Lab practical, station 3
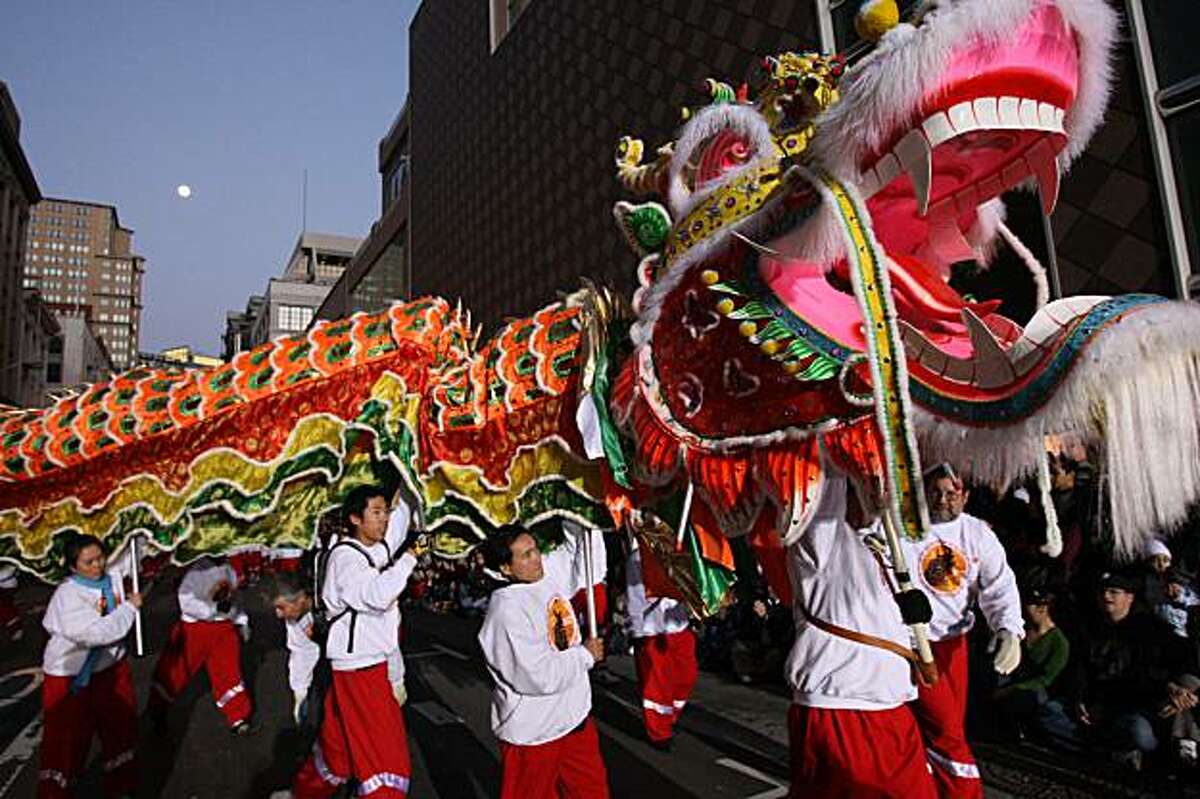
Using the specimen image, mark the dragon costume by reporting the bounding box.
[4,1,1200,622]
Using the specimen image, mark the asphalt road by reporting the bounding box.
[0,573,1187,798]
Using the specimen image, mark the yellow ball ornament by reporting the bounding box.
[854,0,900,43]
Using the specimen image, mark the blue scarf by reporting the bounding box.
[69,573,117,694]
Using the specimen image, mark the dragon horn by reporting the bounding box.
[615,136,673,197]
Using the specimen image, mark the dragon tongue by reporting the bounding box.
[916,210,976,274]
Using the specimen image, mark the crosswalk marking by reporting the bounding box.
[716,757,787,799]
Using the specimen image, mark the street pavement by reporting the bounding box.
[0,573,1186,798]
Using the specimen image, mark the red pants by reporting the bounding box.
[912,635,982,799]
[293,663,411,798]
[634,628,698,741]
[150,620,251,727]
[38,660,137,798]
[788,703,936,799]
[499,717,609,799]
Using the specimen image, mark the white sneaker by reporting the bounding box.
[268,791,294,799]
[1178,738,1198,764]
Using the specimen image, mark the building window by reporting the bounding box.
[277,304,314,332]
[489,0,532,51]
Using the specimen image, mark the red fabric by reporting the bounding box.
[788,703,936,799]
[747,509,793,606]
[634,629,698,742]
[150,620,251,726]
[229,550,265,583]
[498,717,609,799]
[38,661,137,799]
[570,584,608,636]
[269,555,304,573]
[292,663,411,798]
[912,635,982,799]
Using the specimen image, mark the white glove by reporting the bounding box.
[292,692,305,726]
[391,680,407,708]
[989,629,1021,675]
[238,621,251,643]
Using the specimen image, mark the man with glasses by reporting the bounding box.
[904,464,1023,799]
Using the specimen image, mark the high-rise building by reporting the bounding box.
[44,314,113,392]
[24,198,146,370]
[222,232,359,358]
[0,81,42,406]
[222,295,264,361]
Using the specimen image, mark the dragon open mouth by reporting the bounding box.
[862,1,1078,269]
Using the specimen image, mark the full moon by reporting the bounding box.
[176,184,192,199]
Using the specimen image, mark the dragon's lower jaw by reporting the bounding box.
[913,298,1200,558]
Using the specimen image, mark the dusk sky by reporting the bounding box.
[1,0,420,355]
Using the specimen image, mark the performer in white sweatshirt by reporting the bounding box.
[903,463,1023,799]
[478,523,609,799]
[625,537,696,747]
[149,555,254,733]
[38,534,142,799]
[287,485,419,799]
[786,470,936,799]
[270,572,320,726]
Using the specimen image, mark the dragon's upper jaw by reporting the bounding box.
[807,0,1115,271]
[862,1,1077,263]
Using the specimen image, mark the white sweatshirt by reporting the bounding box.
[322,503,417,672]
[286,612,320,696]
[625,545,690,638]
[178,560,249,627]
[786,473,917,710]
[478,528,606,746]
[901,513,1024,642]
[42,572,137,677]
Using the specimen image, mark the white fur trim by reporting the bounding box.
[811,0,1117,184]
[914,300,1200,557]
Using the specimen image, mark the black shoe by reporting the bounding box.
[231,720,258,737]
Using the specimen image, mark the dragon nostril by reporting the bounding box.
[803,77,820,94]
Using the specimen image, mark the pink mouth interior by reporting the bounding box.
[762,2,1082,363]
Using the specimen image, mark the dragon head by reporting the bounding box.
[613,0,1200,555]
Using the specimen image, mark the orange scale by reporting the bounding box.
[309,317,357,377]
[351,310,397,362]
[17,416,55,477]
[197,362,241,418]
[131,372,186,436]
[529,306,581,396]
[232,344,278,403]
[271,334,317,387]
[167,374,205,428]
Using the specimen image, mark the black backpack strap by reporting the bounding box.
[319,538,381,655]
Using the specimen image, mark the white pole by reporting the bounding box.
[879,507,933,665]
[581,526,598,640]
[129,535,144,657]
[675,479,695,553]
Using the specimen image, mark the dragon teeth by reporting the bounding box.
[859,95,1067,212]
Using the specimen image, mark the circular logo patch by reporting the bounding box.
[546,596,577,651]
[920,541,969,595]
